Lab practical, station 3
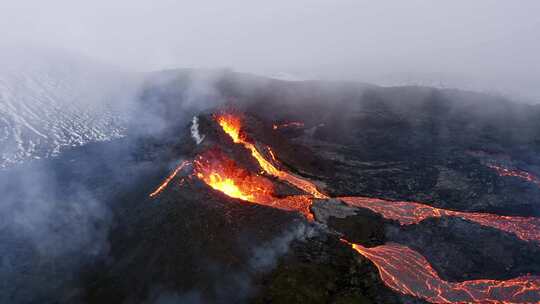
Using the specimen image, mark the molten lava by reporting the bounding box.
[339,197,540,243]
[193,149,315,219]
[152,111,540,303]
[342,239,540,303]
[149,160,191,197]
[269,195,315,221]
[272,121,305,130]
[215,113,327,199]
[488,164,540,188]
[193,150,274,204]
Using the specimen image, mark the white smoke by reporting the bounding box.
[190,115,205,145]
[249,222,317,271]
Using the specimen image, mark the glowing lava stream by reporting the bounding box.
[339,197,540,243]
[149,160,191,197]
[488,164,540,188]
[341,239,540,304]
[216,113,327,199]
[193,150,274,204]
[150,113,540,303]
[193,150,315,220]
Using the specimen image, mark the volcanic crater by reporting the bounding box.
[75,71,540,303]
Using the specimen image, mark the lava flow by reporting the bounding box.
[488,164,540,188]
[342,239,540,303]
[149,160,191,197]
[215,113,327,199]
[151,112,540,303]
[193,149,314,219]
[193,150,274,203]
[339,197,540,243]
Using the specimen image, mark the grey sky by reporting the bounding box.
[1,0,539,100]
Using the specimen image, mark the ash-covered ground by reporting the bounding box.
[2,70,540,303]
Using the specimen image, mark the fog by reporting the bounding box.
[1,0,539,101]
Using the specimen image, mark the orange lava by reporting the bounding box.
[149,160,191,197]
[343,240,540,303]
[193,150,315,219]
[269,195,314,221]
[339,197,540,243]
[272,121,304,130]
[193,150,274,204]
[488,164,540,187]
[152,112,540,303]
[216,113,327,199]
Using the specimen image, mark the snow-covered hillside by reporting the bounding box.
[0,48,138,168]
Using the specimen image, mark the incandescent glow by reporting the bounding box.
[204,173,254,201]
[149,160,191,197]
[339,197,540,243]
[155,112,540,303]
[216,113,243,143]
[215,113,327,199]
[342,239,540,303]
[193,150,273,203]
[193,150,315,219]
[488,164,540,188]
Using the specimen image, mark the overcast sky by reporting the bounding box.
[1,0,539,100]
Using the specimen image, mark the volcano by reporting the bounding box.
[4,70,540,304]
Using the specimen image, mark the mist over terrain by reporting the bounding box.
[1,1,539,101]
[1,1,540,304]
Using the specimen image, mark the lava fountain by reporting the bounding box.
[193,149,274,203]
[342,239,540,303]
[215,113,327,199]
[193,149,314,219]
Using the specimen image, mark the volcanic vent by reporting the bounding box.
[144,108,540,303]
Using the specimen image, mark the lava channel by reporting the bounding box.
[193,149,314,219]
[488,164,540,188]
[339,197,540,243]
[215,113,327,199]
[342,239,540,303]
[149,160,191,197]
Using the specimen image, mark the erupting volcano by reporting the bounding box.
[146,109,540,303]
[193,149,315,219]
[215,113,327,199]
[193,149,274,203]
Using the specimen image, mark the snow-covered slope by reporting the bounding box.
[0,48,137,168]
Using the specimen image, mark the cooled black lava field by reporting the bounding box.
[2,70,540,304]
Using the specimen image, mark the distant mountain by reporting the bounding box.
[0,47,138,168]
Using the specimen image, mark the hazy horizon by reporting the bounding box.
[2,1,539,101]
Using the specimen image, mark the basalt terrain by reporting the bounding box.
[2,70,540,303]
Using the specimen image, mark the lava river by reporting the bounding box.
[150,112,540,303]
[339,197,540,243]
[488,164,540,188]
[212,112,540,303]
[341,239,540,303]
